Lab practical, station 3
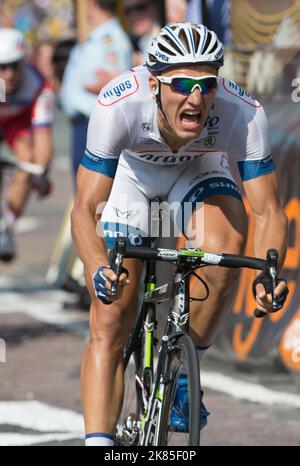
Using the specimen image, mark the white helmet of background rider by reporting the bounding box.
[146,23,224,73]
[0,28,25,64]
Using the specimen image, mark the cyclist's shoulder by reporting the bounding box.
[216,77,262,113]
[98,65,151,109]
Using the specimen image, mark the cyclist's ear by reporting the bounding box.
[149,75,159,95]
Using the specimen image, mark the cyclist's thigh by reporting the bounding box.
[168,152,247,248]
[100,156,153,250]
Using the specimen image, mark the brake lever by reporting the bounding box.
[109,238,127,297]
[254,249,280,319]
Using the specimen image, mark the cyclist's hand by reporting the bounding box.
[253,275,289,316]
[92,265,130,304]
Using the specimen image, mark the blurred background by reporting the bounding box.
[0,0,300,446]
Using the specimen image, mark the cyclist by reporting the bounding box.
[71,23,289,446]
[0,28,54,261]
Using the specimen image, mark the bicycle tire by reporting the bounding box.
[156,334,201,446]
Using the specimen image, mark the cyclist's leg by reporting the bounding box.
[169,152,248,347]
[81,154,153,439]
[82,258,143,436]
[188,194,247,346]
[168,153,247,430]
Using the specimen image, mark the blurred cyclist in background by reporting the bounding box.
[0,28,54,262]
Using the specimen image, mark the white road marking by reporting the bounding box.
[202,370,300,408]
[0,400,84,432]
[0,432,82,447]
[0,288,88,326]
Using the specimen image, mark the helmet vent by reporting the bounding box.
[158,42,176,56]
[161,35,184,56]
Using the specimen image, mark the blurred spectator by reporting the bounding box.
[32,40,56,86]
[166,0,189,23]
[124,0,160,64]
[52,38,76,94]
[204,0,231,45]
[60,0,133,181]
[184,0,232,45]
[186,0,202,23]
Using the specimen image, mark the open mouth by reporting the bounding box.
[180,110,201,131]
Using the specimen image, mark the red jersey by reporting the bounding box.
[0,64,54,148]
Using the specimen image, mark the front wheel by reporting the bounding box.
[156,334,201,446]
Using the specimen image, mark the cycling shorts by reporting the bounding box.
[100,151,243,249]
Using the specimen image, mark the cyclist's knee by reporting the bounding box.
[89,301,133,351]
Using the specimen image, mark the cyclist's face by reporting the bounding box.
[0,61,22,95]
[150,65,218,147]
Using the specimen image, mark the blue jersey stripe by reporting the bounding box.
[238,155,275,182]
[81,149,118,178]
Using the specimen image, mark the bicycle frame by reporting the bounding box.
[123,255,195,446]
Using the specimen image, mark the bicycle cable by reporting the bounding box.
[178,264,211,302]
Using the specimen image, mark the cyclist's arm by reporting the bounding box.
[71,165,114,277]
[31,84,55,167]
[243,171,288,270]
[72,79,130,277]
[32,127,53,166]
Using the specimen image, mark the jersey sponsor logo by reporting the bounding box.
[203,135,216,148]
[99,75,139,106]
[220,153,230,171]
[202,115,220,147]
[155,51,169,62]
[139,138,160,145]
[104,229,144,247]
[111,206,136,219]
[85,151,101,163]
[142,123,151,131]
[189,170,227,185]
[261,154,273,165]
[209,180,240,193]
[207,115,220,130]
[185,178,240,204]
[137,153,201,164]
[223,79,261,108]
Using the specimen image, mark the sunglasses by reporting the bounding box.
[125,2,149,15]
[157,75,219,95]
[0,61,21,72]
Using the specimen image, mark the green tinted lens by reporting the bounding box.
[172,78,194,94]
[172,77,217,95]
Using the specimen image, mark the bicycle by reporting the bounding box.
[109,237,282,446]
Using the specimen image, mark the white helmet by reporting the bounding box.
[147,23,224,73]
[0,28,25,64]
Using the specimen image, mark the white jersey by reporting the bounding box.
[82,65,275,182]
